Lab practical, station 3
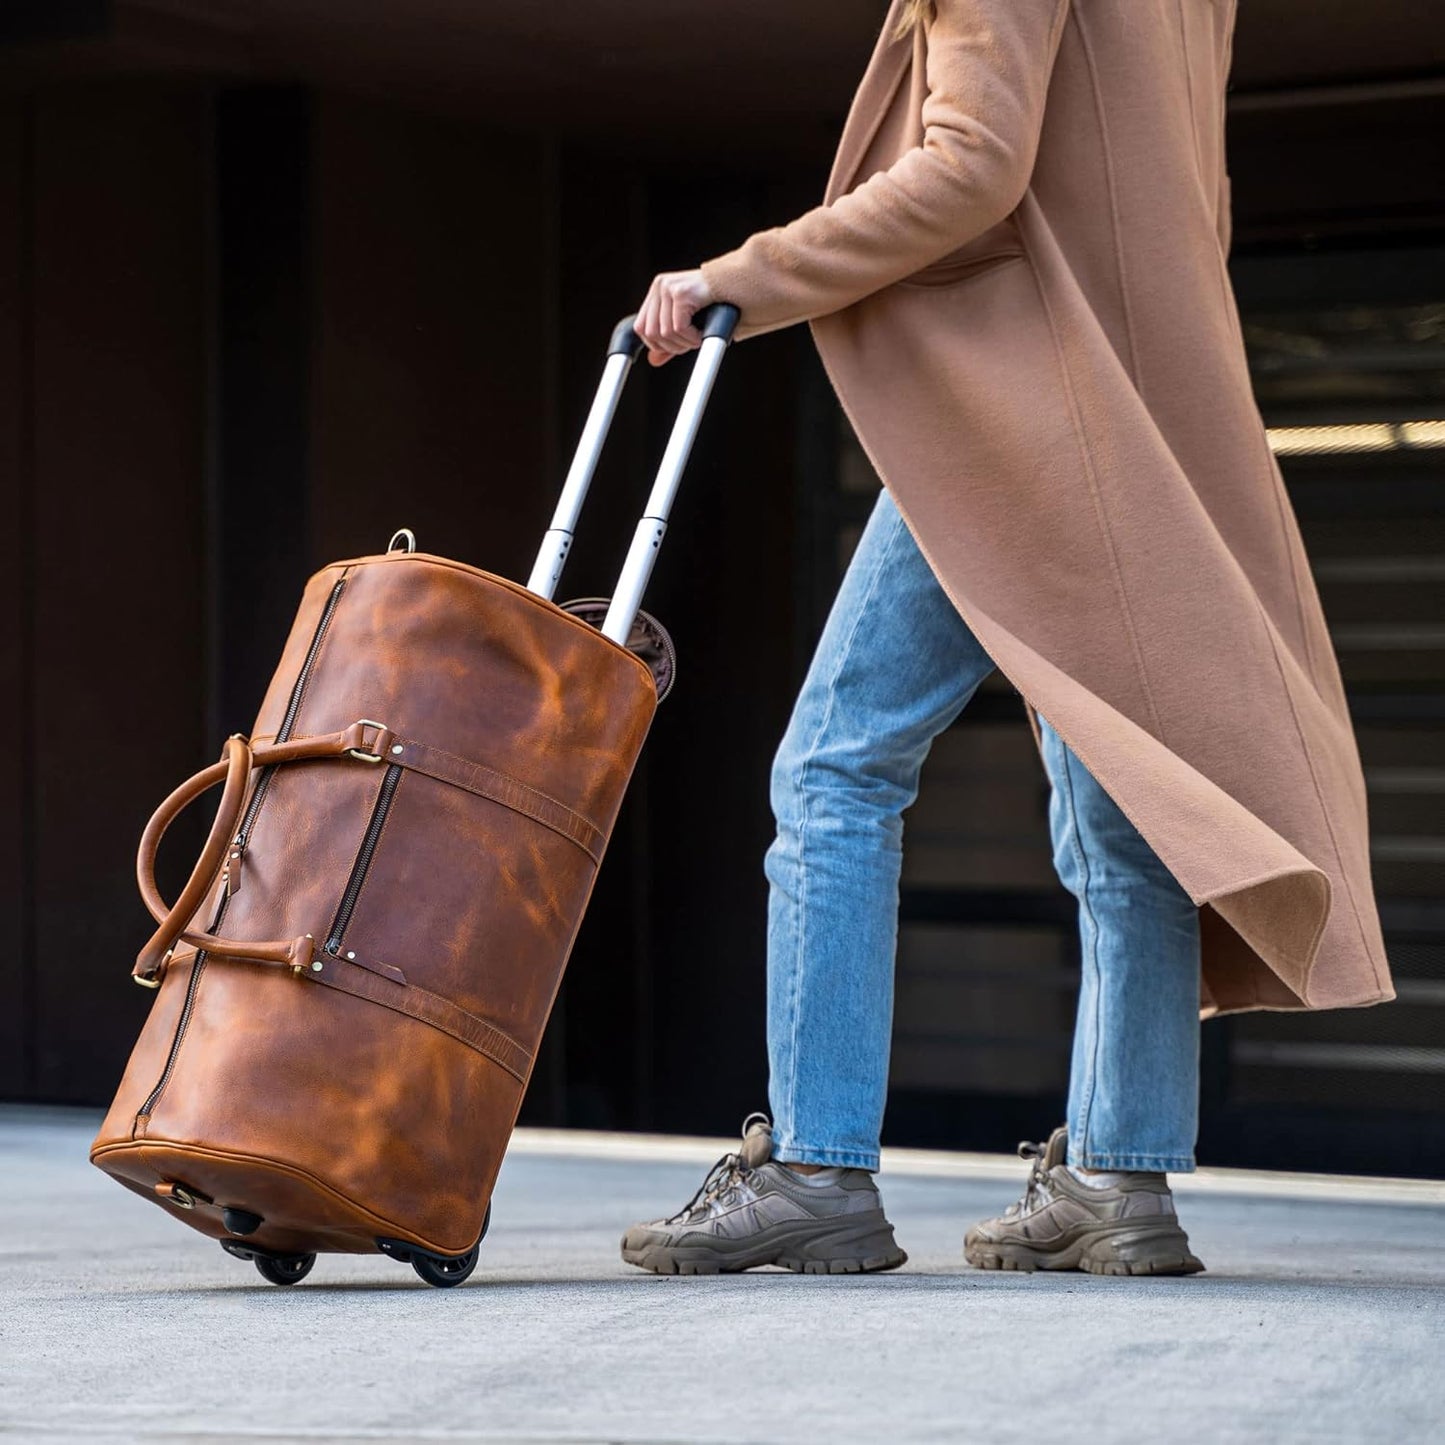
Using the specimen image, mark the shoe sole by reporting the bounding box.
[964,1224,1205,1278]
[622,1213,908,1276]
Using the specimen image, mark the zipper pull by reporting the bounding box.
[223,836,247,898]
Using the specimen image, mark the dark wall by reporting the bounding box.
[308,96,554,573]
[537,157,823,1133]
[0,85,567,1103]
[3,87,210,1102]
[0,100,26,1094]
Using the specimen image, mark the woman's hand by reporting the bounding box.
[633,269,715,367]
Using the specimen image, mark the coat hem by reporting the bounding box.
[1250,588,1390,1001]
[807,307,1351,1023]
[1201,986,1395,1022]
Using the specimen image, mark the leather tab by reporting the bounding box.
[386,736,606,862]
[303,954,531,1082]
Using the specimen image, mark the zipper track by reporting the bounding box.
[136,577,349,1124]
[324,763,402,956]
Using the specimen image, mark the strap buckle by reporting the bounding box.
[348,719,392,764]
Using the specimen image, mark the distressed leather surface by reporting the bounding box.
[92,551,657,1257]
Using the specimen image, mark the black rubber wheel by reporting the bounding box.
[411,1244,478,1288]
[253,1252,316,1286]
[478,1200,492,1244]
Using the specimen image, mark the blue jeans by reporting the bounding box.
[765,487,1201,1174]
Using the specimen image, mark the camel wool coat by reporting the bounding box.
[698,0,1394,1017]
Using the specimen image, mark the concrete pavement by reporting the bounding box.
[2,1107,1442,1444]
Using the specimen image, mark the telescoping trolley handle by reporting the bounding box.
[525,302,741,644]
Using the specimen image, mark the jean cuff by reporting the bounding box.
[1069,1148,1196,1174]
[772,1140,879,1172]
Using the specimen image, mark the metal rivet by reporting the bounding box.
[311,961,323,972]
[391,744,404,755]
[346,951,356,960]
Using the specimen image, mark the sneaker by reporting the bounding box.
[963,1126,1205,1277]
[620,1113,908,1275]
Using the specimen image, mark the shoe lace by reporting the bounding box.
[664,1113,772,1225]
[1005,1139,1054,1219]
[666,1150,753,1224]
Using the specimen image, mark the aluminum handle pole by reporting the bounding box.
[526,351,634,599]
[601,334,728,643]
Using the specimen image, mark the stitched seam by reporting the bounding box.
[1074,15,1144,395]
[1020,229,1167,746]
[772,1144,880,1169]
[1074,1153,1195,1171]
[1261,448,1322,686]
[100,1138,476,1253]
[406,753,602,861]
[1174,0,1206,179]
[413,738,601,834]
[316,969,530,1081]
[1193,6,1313,688]
[360,553,657,692]
[405,980,531,1075]
[1251,591,1382,997]
[782,502,903,1146]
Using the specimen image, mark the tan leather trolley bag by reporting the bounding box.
[90,306,738,1287]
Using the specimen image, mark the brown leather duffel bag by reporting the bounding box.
[90,306,736,1287]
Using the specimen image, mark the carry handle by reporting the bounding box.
[526,303,740,626]
[131,724,395,986]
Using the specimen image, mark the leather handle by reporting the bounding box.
[131,725,390,986]
[133,736,311,985]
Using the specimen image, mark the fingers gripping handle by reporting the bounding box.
[526,303,740,609]
[608,303,739,359]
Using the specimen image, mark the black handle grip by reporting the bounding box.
[608,302,741,358]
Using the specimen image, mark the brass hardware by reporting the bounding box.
[348,718,391,764]
[294,936,317,977]
[134,947,172,989]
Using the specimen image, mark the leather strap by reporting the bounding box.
[384,736,606,862]
[304,952,532,1083]
[163,944,533,1082]
[248,725,607,860]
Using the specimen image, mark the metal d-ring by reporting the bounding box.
[348,719,391,764]
[387,528,417,554]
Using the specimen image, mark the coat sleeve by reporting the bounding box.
[700,0,1069,341]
